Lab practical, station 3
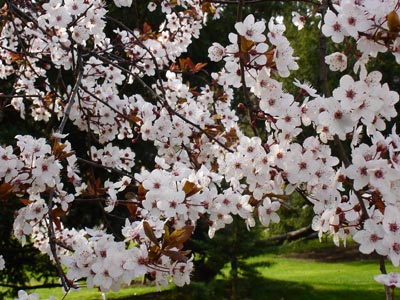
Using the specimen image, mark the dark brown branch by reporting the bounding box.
[380,257,391,300]
[257,226,316,246]
[46,191,70,293]
[204,0,319,4]
[319,1,369,221]
[58,49,83,135]
[236,0,259,137]
[45,49,84,294]
[76,157,136,179]
[0,283,61,290]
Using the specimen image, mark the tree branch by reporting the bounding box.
[205,0,320,5]
[76,157,136,179]
[380,257,391,300]
[0,283,61,290]
[319,0,369,222]
[236,0,259,137]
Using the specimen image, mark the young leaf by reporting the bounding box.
[182,181,202,197]
[165,225,194,250]
[143,221,159,246]
[161,249,188,262]
[0,182,13,201]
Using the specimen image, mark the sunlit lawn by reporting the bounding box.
[243,254,390,300]
[1,281,172,300]
[211,238,397,300]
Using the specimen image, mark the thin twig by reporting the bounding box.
[236,0,259,137]
[45,49,84,294]
[380,257,391,300]
[205,0,319,4]
[76,157,135,179]
[58,49,83,135]
[319,0,369,221]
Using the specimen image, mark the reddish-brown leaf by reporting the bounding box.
[143,221,159,245]
[165,225,194,250]
[143,22,152,34]
[0,182,13,201]
[182,181,202,197]
[161,249,188,262]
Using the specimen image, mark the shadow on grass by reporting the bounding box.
[116,274,384,300]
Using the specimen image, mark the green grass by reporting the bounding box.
[1,282,172,300]
[244,255,388,300]
[208,238,395,300]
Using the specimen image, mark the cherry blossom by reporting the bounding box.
[291,12,305,30]
[208,42,226,62]
[14,290,39,300]
[322,10,348,43]
[235,14,266,42]
[0,255,4,270]
[258,198,280,227]
[375,272,400,288]
[325,52,347,72]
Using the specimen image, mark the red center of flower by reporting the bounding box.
[389,223,399,233]
[333,22,341,32]
[346,89,356,99]
[334,111,343,120]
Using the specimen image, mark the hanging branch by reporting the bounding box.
[45,48,84,294]
[236,0,259,137]
[318,0,369,222]
[76,157,136,180]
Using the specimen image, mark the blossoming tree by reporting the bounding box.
[1,0,400,299]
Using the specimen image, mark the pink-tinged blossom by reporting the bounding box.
[64,0,88,16]
[353,219,386,255]
[208,212,233,238]
[258,198,280,227]
[157,189,187,219]
[31,156,62,190]
[47,6,72,28]
[208,43,225,62]
[291,12,305,30]
[0,255,4,270]
[337,3,372,39]
[333,74,366,111]
[345,155,370,191]
[383,207,400,236]
[267,17,286,45]
[14,290,39,300]
[114,0,132,8]
[325,52,347,72]
[317,97,355,140]
[170,258,194,287]
[235,14,266,42]
[293,79,318,98]
[123,245,149,278]
[273,39,299,78]
[367,160,399,195]
[253,67,281,99]
[148,2,157,12]
[375,272,400,288]
[384,235,400,267]
[322,10,348,43]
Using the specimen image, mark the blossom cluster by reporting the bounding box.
[322,1,400,66]
[1,0,400,296]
